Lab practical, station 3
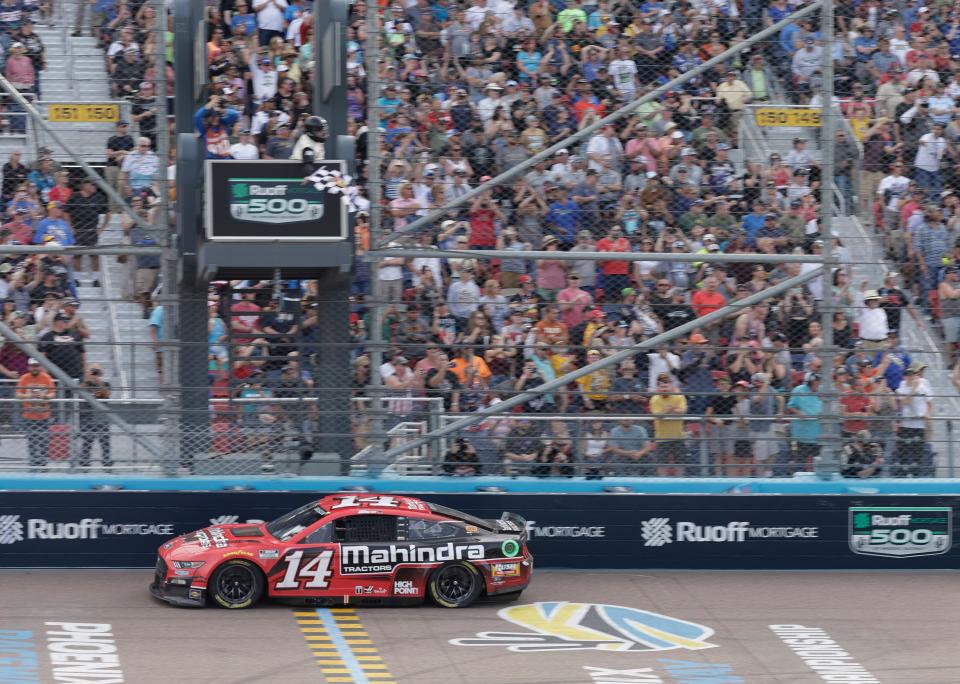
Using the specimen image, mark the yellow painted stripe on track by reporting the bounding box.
[293,607,395,684]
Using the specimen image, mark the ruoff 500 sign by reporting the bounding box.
[849,507,952,558]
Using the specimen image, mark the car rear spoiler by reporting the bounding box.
[497,512,528,544]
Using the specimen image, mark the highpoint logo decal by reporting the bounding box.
[450,602,716,653]
[640,518,818,546]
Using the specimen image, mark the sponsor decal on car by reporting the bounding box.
[209,516,265,526]
[491,562,521,578]
[45,622,125,683]
[195,530,211,550]
[639,518,818,546]
[258,549,279,560]
[208,527,229,549]
[770,624,879,683]
[393,580,420,596]
[525,520,606,538]
[849,507,952,558]
[354,585,387,596]
[451,602,716,653]
[222,550,254,559]
[0,516,174,545]
[340,543,485,574]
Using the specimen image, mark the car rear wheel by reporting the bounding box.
[210,560,264,609]
[428,561,483,608]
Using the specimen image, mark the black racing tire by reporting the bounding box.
[428,561,483,608]
[210,559,264,609]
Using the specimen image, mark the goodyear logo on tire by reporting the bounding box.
[449,602,716,653]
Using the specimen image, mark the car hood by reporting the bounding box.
[163,523,271,556]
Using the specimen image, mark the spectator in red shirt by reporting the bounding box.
[468,184,505,249]
[230,293,261,344]
[840,373,873,441]
[556,273,593,329]
[595,226,631,300]
[691,276,727,318]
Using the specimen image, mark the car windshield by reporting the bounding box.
[266,502,328,541]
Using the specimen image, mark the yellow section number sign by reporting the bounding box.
[753,107,821,127]
[47,103,120,123]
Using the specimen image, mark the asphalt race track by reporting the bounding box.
[1,569,957,684]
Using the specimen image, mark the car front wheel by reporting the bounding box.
[428,561,483,608]
[210,560,264,609]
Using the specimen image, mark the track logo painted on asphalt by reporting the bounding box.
[449,602,716,653]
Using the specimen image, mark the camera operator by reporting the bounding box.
[194,95,240,160]
[78,365,112,471]
[443,436,480,476]
[531,438,573,479]
[841,429,883,479]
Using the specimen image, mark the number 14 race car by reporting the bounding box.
[150,494,532,609]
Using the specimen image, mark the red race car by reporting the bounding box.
[150,494,532,609]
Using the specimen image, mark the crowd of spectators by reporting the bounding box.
[339,0,952,479]
[2,0,953,475]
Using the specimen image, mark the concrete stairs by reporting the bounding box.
[0,25,120,161]
[74,218,160,402]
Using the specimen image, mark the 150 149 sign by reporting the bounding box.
[753,107,821,127]
[849,507,952,558]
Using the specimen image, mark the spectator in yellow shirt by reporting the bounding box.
[649,373,688,476]
[576,349,611,410]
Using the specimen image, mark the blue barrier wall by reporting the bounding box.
[0,489,957,569]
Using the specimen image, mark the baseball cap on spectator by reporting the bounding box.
[542,235,560,247]
[588,309,605,319]
[518,275,532,284]
[905,361,928,375]
[680,148,695,156]
[27,358,40,365]
[689,333,708,344]
[555,149,569,156]
[54,313,70,322]
[485,83,503,91]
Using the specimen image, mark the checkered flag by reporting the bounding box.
[307,168,361,213]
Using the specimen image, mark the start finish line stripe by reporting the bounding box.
[294,607,395,684]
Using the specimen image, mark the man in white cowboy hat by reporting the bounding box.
[857,289,889,350]
[477,82,504,122]
[894,360,932,477]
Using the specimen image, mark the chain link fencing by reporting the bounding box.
[3,1,959,479]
